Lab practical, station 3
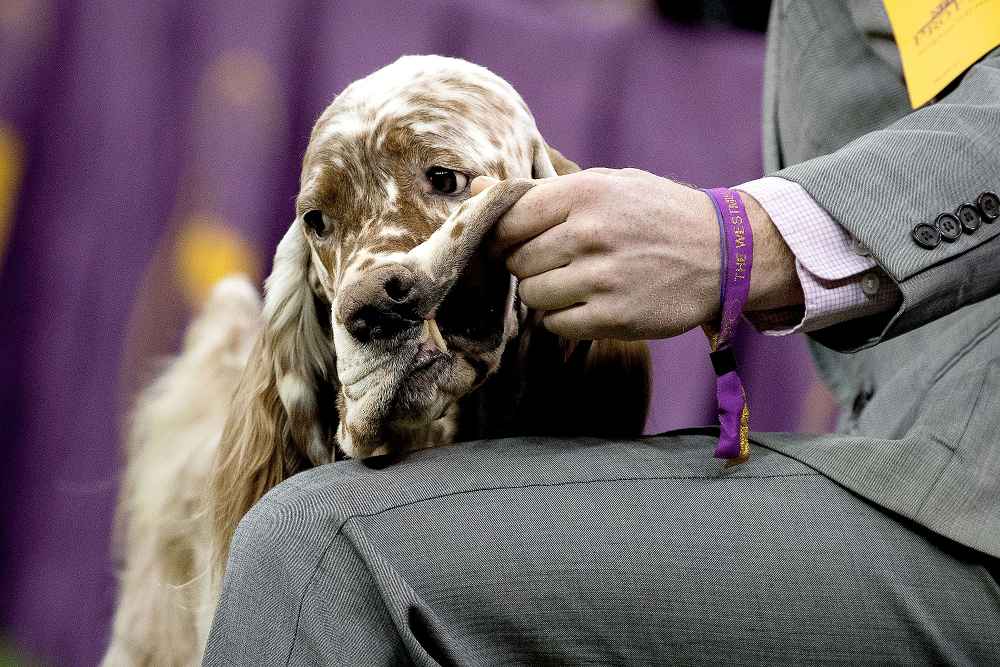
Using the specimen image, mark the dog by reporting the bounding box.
[103,55,650,665]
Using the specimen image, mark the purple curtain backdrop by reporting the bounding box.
[0,1,836,663]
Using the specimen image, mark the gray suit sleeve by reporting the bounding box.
[776,45,1000,352]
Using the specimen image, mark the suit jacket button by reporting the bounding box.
[912,222,941,249]
[977,191,999,221]
[934,212,962,241]
[861,272,880,296]
[956,203,982,233]
[850,237,871,256]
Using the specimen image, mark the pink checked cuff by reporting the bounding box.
[734,177,901,335]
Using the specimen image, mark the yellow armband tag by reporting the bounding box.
[884,0,1000,108]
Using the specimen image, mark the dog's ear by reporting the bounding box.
[520,142,651,436]
[508,312,651,438]
[531,139,581,178]
[209,222,338,579]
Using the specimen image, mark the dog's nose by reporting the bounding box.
[338,264,422,341]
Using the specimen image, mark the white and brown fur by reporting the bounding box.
[103,55,650,666]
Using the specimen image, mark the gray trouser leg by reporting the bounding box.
[205,434,1000,666]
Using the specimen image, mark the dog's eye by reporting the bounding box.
[425,167,468,195]
[303,209,331,237]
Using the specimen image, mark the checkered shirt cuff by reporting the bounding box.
[734,177,900,335]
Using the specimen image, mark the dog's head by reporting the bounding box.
[300,56,570,460]
[211,56,649,573]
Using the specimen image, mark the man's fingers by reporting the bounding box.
[539,303,615,340]
[505,225,574,278]
[471,174,560,197]
[470,176,498,196]
[517,267,589,312]
[491,180,573,255]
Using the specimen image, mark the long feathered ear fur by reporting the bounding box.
[209,222,338,580]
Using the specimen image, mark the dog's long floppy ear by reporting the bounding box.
[531,138,581,178]
[209,222,338,579]
[515,140,651,436]
[508,312,652,438]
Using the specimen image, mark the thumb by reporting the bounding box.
[470,175,499,196]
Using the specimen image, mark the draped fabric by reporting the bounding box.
[0,1,833,662]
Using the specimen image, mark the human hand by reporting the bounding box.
[473,168,802,340]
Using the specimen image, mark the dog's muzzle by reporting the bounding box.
[337,263,432,342]
[332,179,535,457]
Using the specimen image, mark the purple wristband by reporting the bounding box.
[701,188,753,462]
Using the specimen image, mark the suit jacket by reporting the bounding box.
[756,0,1000,557]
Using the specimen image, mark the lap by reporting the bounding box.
[205,433,1000,666]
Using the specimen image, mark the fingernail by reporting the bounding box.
[471,176,499,195]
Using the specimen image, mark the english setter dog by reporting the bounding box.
[103,55,650,666]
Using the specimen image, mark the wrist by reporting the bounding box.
[738,191,803,312]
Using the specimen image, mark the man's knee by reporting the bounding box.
[226,468,350,577]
